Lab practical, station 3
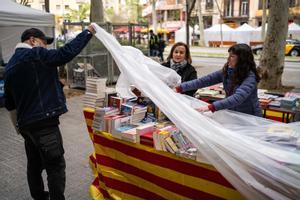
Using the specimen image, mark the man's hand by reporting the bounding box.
[87,24,96,34]
[9,110,20,134]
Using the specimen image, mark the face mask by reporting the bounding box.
[33,39,41,47]
[32,38,46,48]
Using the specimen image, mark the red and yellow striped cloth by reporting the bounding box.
[83,108,245,200]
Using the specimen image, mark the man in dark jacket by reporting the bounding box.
[4,25,95,200]
[149,29,159,57]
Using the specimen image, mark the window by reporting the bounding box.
[206,0,213,9]
[167,10,180,21]
[56,5,61,11]
[224,0,234,17]
[176,0,183,4]
[157,11,164,22]
[240,0,249,16]
[65,5,70,10]
[258,0,270,9]
[289,0,300,7]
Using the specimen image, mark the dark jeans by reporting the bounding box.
[150,49,159,57]
[158,50,164,62]
[21,125,66,200]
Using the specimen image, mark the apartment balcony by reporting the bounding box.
[256,7,300,18]
[223,15,249,21]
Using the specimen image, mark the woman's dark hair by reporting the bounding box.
[223,43,260,85]
[166,42,192,64]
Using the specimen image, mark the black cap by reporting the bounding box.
[21,28,54,44]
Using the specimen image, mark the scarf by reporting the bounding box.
[15,43,32,49]
[170,59,187,72]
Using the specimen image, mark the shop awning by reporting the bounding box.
[140,27,179,33]
[113,26,142,33]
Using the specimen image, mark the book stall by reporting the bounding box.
[82,24,300,200]
[195,83,300,123]
[82,76,243,199]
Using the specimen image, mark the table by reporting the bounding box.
[83,108,244,200]
[198,95,297,123]
[262,105,296,123]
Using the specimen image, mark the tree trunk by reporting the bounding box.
[196,0,205,46]
[19,0,29,6]
[152,0,157,34]
[258,0,289,90]
[261,0,267,41]
[90,0,104,23]
[214,0,223,46]
[45,0,50,13]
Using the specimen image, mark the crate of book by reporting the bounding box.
[83,107,244,200]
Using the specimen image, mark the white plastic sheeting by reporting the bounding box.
[92,23,300,200]
[0,0,54,63]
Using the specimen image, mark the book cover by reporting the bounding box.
[109,96,123,109]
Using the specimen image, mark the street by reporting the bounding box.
[192,56,300,88]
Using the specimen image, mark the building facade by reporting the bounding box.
[19,0,89,16]
[142,0,185,32]
[143,0,300,30]
[222,0,300,27]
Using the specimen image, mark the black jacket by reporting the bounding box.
[4,29,93,128]
[162,61,197,96]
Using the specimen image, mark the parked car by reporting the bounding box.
[252,39,300,57]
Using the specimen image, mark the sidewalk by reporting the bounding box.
[0,96,93,200]
[164,45,300,62]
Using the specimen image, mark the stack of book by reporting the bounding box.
[258,93,279,107]
[268,99,281,108]
[92,107,119,132]
[121,102,147,124]
[83,78,106,108]
[280,96,298,109]
[110,115,131,138]
[132,105,148,124]
[121,128,139,143]
[112,125,137,140]
[140,132,154,147]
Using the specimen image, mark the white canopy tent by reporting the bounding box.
[0,0,55,63]
[204,24,235,46]
[232,23,256,45]
[288,22,300,40]
[174,26,193,45]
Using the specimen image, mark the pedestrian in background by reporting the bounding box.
[149,29,159,57]
[157,33,166,62]
[4,24,95,200]
[162,42,197,97]
[176,43,262,117]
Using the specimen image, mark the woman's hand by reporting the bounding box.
[173,85,182,93]
[195,106,210,113]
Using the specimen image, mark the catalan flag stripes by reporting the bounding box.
[83,108,245,200]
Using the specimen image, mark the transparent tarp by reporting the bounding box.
[92,23,300,200]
